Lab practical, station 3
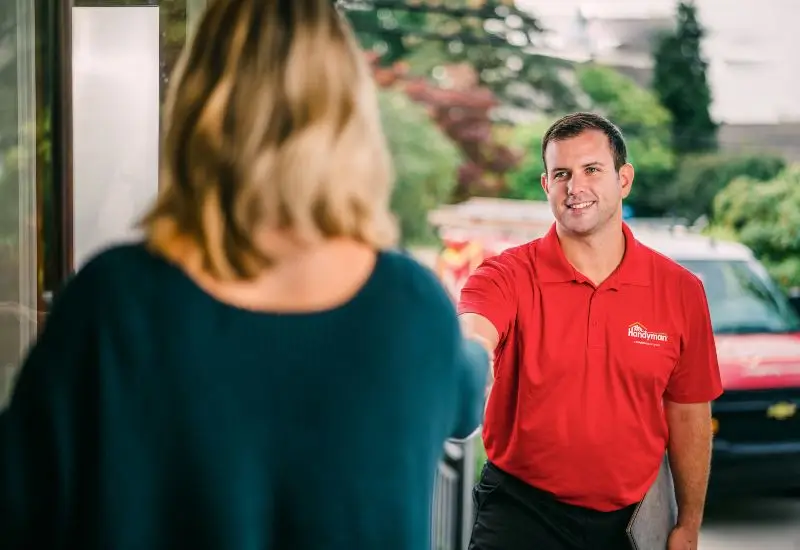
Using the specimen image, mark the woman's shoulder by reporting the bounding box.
[84,241,157,268]
[70,242,162,286]
[57,242,173,313]
[366,249,459,327]
[376,249,452,301]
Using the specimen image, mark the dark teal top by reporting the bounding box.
[0,244,487,550]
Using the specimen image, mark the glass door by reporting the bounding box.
[1,0,209,404]
[0,0,39,404]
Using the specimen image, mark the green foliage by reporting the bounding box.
[344,8,427,65]
[0,147,20,247]
[378,89,461,246]
[473,436,487,483]
[344,0,580,116]
[652,1,717,154]
[500,120,550,201]
[410,39,580,117]
[576,66,675,216]
[578,65,672,136]
[668,153,786,222]
[712,165,800,289]
[500,67,677,213]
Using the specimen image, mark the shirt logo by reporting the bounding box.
[627,322,668,347]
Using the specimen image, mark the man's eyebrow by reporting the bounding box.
[550,161,605,172]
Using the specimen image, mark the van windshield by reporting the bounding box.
[678,259,800,335]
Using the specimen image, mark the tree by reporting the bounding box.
[711,165,800,290]
[666,153,786,223]
[652,1,717,154]
[368,55,521,200]
[576,66,675,216]
[342,0,581,116]
[402,1,581,117]
[378,89,461,245]
[499,119,550,202]
[343,1,587,199]
[343,4,426,65]
[501,66,676,214]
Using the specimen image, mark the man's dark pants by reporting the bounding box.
[468,462,636,550]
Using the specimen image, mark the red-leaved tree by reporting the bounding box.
[367,53,522,201]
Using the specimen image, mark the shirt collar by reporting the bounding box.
[536,222,650,289]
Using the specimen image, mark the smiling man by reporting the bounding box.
[459,113,723,550]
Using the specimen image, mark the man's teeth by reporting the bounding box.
[569,201,593,209]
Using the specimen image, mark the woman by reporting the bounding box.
[0,1,490,549]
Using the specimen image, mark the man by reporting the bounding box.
[459,112,723,550]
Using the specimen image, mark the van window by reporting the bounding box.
[679,259,800,334]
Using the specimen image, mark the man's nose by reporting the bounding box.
[567,172,590,195]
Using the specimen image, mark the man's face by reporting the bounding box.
[540,129,633,237]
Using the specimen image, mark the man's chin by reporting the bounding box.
[557,217,599,236]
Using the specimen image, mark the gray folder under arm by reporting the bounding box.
[626,455,678,550]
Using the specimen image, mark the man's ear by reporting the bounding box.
[540,172,549,194]
[619,163,635,199]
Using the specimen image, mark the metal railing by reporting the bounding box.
[431,439,476,550]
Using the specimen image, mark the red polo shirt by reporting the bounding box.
[458,223,723,512]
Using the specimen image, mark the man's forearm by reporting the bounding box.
[665,401,713,530]
[459,313,499,391]
[459,313,500,349]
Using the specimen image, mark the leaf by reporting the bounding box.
[378,89,461,245]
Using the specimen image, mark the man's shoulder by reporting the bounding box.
[635,241,703,288]
[483,240,536,268]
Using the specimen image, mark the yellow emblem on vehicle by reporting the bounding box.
[766,402,797,420]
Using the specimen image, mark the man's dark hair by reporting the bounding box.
[541,112,627,173]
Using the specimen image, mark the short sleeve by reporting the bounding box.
[664,275,723,404]
[457,254,518,343]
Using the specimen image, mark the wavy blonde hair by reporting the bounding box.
[140,0,397,280]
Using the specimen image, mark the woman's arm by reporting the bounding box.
[450,336,491,440]
[0,266,98,549]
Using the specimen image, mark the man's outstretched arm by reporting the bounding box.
[459,313,499,394]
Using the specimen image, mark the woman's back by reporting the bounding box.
[0,244,486,549]
[1,1,491,546]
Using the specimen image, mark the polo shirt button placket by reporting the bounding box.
[587,291,605,349]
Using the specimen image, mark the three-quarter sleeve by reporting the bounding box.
[0,268,96,549]
[450,338,490,440]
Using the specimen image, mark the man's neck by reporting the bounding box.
[556,223,626,286]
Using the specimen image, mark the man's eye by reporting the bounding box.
[586,166,598,174]
[554,171,567,179]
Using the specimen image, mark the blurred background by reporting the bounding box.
[1,1,800,548]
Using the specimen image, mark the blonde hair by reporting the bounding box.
[140,0,397,280]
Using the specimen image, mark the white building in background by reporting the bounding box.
[516,0,800,159]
